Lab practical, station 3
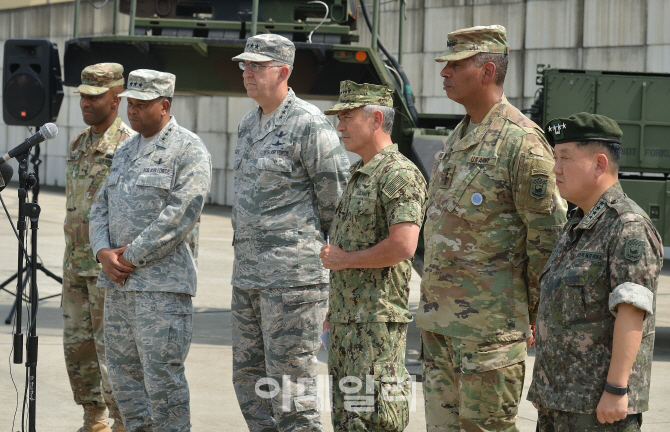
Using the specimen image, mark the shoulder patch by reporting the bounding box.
[624,238,645,262]
[383,175,409,198]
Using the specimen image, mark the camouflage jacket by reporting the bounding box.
[528,182,661,414]
[231,89,350,289]
[90,116,212,295]
[63,117,134,277]
[328,144,427,323]
[417,95,568,342]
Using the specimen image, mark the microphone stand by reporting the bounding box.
[11,149,42,432]
[1,143,62,325]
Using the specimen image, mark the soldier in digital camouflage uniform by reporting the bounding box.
[230,34,350,431]
[90,69,212,432]
[319,81,427,432]
[416,25,568,432]
[64,63,133,432]
[527,113,662,432]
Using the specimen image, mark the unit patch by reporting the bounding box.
[624,238,645,262]
[530,177,548,199]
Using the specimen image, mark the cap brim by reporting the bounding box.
[232,52,276,63]
[118,89,161,100]
[434,50,479,63]
[324,102,367,115]
[75,84,110,95]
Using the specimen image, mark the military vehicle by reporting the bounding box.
[60,0,670,252]
[524,66,670,245]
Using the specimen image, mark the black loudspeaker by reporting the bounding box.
[3,39,64,127]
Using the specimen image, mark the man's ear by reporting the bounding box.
[278,65,290,84]
[161,98,171,115]
[482,62,496,85]
[594,153,609,179]
[372,110,384,131]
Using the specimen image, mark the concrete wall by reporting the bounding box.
[0,0,667,205]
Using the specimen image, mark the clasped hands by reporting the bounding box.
[97,244,135,286]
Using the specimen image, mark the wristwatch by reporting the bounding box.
[604,382,629,395]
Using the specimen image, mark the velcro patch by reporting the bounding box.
[467,155,497,165]
[532,168,549,176]
[143,167,173,175]
[576,251,604,262]
[383,175,409,198]
[624,239,645,262]
[530,177,548,199]
[94,156,113,167]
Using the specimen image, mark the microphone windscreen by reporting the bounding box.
[40,123,58,140]
[0,163,14,192]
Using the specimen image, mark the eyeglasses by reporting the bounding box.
[238,62,282,72]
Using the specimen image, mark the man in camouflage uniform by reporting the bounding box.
[416,25,568,431]
[64,63,133,432]
[230,34,350,431]
[90,69,212,432]
[319,81,427,432]
[528,113,662,431]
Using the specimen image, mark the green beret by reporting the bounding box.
[545,113,623,146]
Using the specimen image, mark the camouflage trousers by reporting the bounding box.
[328,322,412,432]
[105,287,193,432]
[231,284,328,432]
[62,269,124,426]
[421,330,526,432]
[537,406,642,432]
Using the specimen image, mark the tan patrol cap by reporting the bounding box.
[75,63,124,95]
[435,25,509,63]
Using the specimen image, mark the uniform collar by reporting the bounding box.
[351,144,398,178]
[93,117,124,153]
[451,94,509,153]
[252,89,296,142]
[575,182,626,230]
[130,116,178,161]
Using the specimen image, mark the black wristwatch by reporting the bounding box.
[604,382,629,395]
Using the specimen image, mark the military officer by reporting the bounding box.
[64,63,133,432]
[89,69,212,432]
[416,25,568,431]
[230,34,350,431]
[528,113,662,431]
[319,81,427,431]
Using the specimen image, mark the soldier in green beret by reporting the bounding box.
[528,113,662,431]
[64,62,133,432]
[417,25,568,432]
[320,81,427,431]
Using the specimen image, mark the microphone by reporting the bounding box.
[0,123,58,165]
[0,163,13,192]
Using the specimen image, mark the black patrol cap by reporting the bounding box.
[544,113,623,147]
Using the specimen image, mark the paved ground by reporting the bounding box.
[0,185,668,431]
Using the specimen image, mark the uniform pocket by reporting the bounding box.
[136,173,172,189]
[454,167,500,226]
[86,162,111,200]
[461,362,525,419]
[562,265,609,323]
[360,362,411,432]
[347,196,377,244]
[278,288,328,354]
